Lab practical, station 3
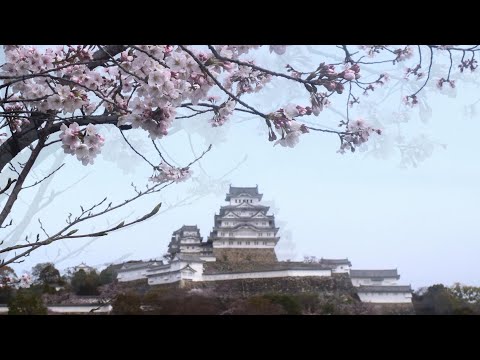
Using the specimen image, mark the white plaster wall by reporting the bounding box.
[0,305,112,314]
[351,278,399,287]
[331,265,350,274]
[147,260,204,285]
[358,292,412,303]
[230,197,260,205]
[180,238,199,243]
[117,268,148,282]
[180,246,202,252]
[148,271,182,285]
[237,230,259,237]
[148,268,332,285]
[213,241,275,248]
[202,269,331,281]
[48,305,112,313]
[200,256,216,262]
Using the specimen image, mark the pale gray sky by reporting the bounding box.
[1,45,479,289]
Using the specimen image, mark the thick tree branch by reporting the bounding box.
[0,132,47,227]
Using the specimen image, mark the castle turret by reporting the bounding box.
[207,186,279,263]
[168,225,212,257]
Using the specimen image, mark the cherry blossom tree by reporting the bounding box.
[0,45,478,268]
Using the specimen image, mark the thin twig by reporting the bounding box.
[22,163,65,190]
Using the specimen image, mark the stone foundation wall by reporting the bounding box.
[213,248,277,264]
[182,274,356,298]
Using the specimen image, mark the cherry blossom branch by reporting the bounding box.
[179,45,272,125]
[151,140,173,168]
[98,45,146,84]
[409,46,434,98]
[207,45,323,87]
[180,102,257,116]
[128,45,169,68]
[0,114,119,172]
[0,45,127,90]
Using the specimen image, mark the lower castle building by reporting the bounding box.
[117,186,412,304]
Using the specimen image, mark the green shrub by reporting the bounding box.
[8,289,48,315]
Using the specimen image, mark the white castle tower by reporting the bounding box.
[168,225,212,257]
[207,185,280,263]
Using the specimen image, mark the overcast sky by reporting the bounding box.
[1,45,479,290]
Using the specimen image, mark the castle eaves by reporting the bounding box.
[225,186,263,201]
[350,269,399,279]
[357,285,412,293]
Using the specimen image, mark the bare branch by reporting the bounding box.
[119,128,156,168]
[186,144,212,168]
[0,178,16,195]
[22,163,65,190]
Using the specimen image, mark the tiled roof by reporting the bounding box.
[350,269,399,279]
[118,261,162,272]
[357,285,412,293]
[172,225,200,234]
[225,186,263,200]
[320,258,352,266]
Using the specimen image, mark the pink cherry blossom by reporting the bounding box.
[150,163,192,183]
[343,69,356,81]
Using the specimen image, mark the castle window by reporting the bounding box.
[254,241,258,245]
[246,241,250,245]
[259,233,263,237]
[229,241,233,245]
[263,241,267,245]
[229,232,233,237]
[237,241,242,245]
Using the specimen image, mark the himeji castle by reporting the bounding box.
[116,185,412,304]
